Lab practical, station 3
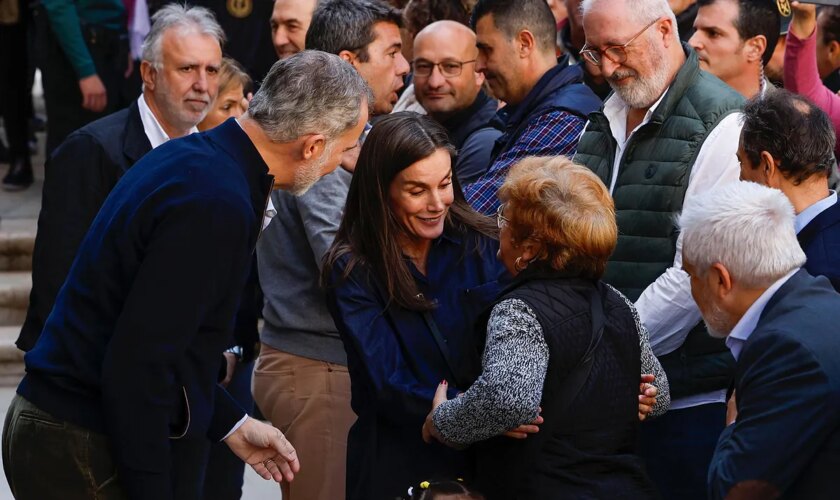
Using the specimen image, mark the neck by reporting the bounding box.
[239,116,296,189]
[509,54,557,105]
[728,285,770,328]
[143,92,191,139]
[400,235,433,274]
[782,178,831,214]
[727,65,762,99]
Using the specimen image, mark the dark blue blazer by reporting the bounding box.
[18,119,273,500]
[18,100,151,351]
[798,199,840,292]
[708,269,840,499]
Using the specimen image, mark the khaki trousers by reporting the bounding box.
[253,345,355,500]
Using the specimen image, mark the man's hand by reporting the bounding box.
[638,373,658,421]
[790,1,818,40]
[224,417,300,483]
[79,74,107,112]
[221,352,237,387]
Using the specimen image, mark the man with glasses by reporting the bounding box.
[573,0,744,498]
[462,0,601,215]
[413,20,501,185]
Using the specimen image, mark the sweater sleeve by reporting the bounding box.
[785,28,840,158]
[432,298,548,446]
[41,0,97,78]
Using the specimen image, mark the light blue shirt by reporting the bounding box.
[725,269,800,360]
[794,190,837,234]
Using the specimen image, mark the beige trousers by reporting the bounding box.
[252,345,355,500]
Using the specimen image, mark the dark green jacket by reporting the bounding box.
[574,45,744,398]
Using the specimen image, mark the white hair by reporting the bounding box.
[141,4,226,68]
[679,182,806,288]
[580,0,679,42]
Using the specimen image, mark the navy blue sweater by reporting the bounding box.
[18,119,273,500]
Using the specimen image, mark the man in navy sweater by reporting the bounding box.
[1,51,370,500]
[738,89,840,291]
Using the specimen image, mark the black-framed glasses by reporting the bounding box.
[496,203,510,229]
[579,17,660,67]
[412,59,476,78]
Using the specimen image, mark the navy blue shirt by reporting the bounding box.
[326,227,506,499]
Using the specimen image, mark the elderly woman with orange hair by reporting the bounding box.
[422,156,667,499]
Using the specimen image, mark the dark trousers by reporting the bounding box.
[202,360,254,500]
[0,0,31,159]
[31,7,127,156]
[3,394,213,500]
[638,402,726,500]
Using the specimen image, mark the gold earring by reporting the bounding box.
[514,256,528,272]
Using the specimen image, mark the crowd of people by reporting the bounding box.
[1,0,840,499]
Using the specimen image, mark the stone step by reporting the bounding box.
[0,272,30,327]
[0,219,36,272]
[0,326,24,387]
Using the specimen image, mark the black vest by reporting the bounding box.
[474,271,654,499]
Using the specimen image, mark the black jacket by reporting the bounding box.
[18,100,151,351]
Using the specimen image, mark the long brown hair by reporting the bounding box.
[323,112,495,311]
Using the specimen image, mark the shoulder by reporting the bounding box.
[681,71,745,122]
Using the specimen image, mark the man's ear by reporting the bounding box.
[516,29,536,58]
[760,150,782,188]
[301,133,327,161]
[474,66,486,87]
[829,40,840,62]
[745,35,767,64]
[140,60,157,91]
[710,262,734,300]
[338,50,359,68]
[659,18,678,48]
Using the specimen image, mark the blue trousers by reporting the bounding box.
[638,402,726,500]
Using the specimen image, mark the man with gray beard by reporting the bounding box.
[573,0,743,498]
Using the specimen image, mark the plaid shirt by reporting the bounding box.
[463,110,586,215]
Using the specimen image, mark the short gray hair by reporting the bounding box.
[247,50,372,142]
[679,181,806,288]
[581,0,679,41]
[141,4,226,68]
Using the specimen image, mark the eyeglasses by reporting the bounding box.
[579,18,660,67]
[496,203,510,229]
[412,59,476,78]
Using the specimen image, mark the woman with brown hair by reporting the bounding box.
[422,156,668,499]
[323,112,506,500]
[197,57,251,131]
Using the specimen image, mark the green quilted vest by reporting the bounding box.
[574,47,744,398]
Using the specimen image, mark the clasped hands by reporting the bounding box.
[423,374,659,448]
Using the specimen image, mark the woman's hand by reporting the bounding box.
[790,1,818,40]
[638,373,658,421]
[422,380,449,444]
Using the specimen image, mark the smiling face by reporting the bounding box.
[388,148,454,250]
[270,0,317,59]
[689,0,748,85]
[351,21,410,115]
[583,6,670,108]
[412,23,483,121]
[143,30,222,136]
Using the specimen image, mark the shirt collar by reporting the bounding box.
[602,87,669,144]
[137,94,198,149]
[725,268,799,360]
[795,190,837,234]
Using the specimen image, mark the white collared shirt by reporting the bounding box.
[795,190,838,234]
[601,89,745,410]
[137,94,199,149]
[725,269,799,361]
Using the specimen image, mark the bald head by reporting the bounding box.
[412,21,484,121]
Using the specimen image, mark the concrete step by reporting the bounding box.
[0,272,30,327]
[0,219,36,272]
[0,326,23,387]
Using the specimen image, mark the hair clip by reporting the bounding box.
[420,481,430,489]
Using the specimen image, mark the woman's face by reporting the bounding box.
[497,203,521,276]
[198,83,246,131]
[388,148,454,245]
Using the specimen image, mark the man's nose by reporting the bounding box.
[427,65,446,87]
[274,28,289,50]
[396,52,410,77]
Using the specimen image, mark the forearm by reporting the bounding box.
[41,0,97,77]
[785,30,840,139]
